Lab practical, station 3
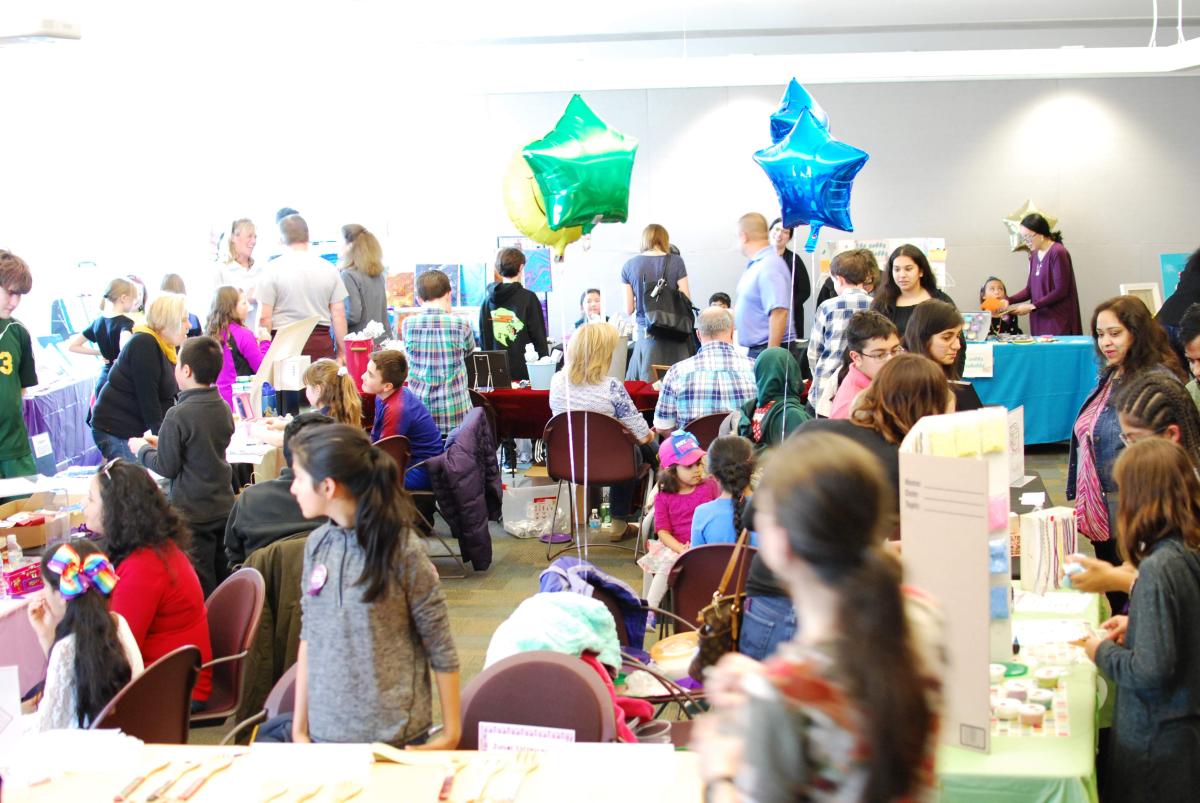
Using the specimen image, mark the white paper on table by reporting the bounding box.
[1013,618,1091,645]
[479,721,575,752]
[0,666,19,758]
[963,342,994,378]
[1019,492,1046,508]
[0,729,143,787]
[1013,590,1093,615]
[246,743,372,786]
[0,476,37,498]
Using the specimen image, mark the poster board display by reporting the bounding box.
[818,237,948,290]
[900,408,1014,754]
[252,315,319,411]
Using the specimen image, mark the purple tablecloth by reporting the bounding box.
[22,374,102,471]
[0,599,46,697]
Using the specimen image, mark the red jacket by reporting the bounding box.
[110,543,213,701]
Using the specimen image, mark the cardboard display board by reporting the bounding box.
[252,315,320,411]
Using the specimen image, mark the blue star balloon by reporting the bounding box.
[754,109,869,252]
[769,78,830,144]
[522,95,638,233]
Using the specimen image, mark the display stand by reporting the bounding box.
[251,316,319,413]
[900,407,1011,753]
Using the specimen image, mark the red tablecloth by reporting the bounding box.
[483,381,659,440]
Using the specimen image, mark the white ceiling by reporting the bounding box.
[408,0,1192,43]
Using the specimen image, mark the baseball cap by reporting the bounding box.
[659,430,705,469]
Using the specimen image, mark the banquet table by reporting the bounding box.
[936,588,1103,803]
[482,381,659,441]
[3,742,703,802]
[0,597,47,698]
[22,373,103,471]
[971,337,1099,445]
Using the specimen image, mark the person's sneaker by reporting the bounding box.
[607,519,630,541]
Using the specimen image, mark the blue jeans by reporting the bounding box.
[738,595,798,661]
[92,428,135,462]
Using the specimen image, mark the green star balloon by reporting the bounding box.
[522,95,638,232]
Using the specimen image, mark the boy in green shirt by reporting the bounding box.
[0,250,37,479]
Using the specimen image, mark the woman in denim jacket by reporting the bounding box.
[1067,296,1183,608]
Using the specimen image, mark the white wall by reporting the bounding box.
[1,11,1198,339]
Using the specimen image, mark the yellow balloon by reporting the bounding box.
[502,152,582,258]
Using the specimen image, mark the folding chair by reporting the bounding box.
[374,435,468,578]
[192,568,266,729]
[91,646,200,744]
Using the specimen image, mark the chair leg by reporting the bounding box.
[416,500,468,579]
[545,479,576,561]
[548,481,638,560]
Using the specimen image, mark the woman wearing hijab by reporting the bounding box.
[736,347,810,450]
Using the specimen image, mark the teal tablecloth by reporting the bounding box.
[973,337,1099,445]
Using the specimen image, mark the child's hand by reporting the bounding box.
[144,434,158,447]
[26,597,57,653]
[1099,615,1128,646]
[127,437,148,454]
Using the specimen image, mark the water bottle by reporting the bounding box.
[0,544,10,600]
[600,489,612,530]
[588,508,601,532]
[5,535,21,565]
[261,381,278,418]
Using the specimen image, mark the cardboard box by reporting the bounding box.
[0,492,75,550]
[273,355,311,392]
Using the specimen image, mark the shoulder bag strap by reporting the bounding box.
[714,526,751,598]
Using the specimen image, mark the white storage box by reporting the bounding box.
[273,355,311,391]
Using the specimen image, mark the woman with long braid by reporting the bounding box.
[1068,370,1200,596]
[691,435,757,546]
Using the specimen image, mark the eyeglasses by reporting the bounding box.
[861,346,904,361]
[1119,428,1163,447]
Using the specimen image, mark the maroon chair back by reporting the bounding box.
[459,651,617,749]
[543,411,639,486]
[91,646,201,743]
[667,543,758,627]
[264,663,299,719]
[683,412,729,450]
[374,435,412,479]
[195,567,266,721]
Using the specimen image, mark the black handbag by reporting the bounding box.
[642,256,695,342]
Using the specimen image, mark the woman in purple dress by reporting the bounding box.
[1004,213,1082,336]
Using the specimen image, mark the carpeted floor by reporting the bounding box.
[192,442,1072,744]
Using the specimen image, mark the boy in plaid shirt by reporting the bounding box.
[807,249,877,414]
[402,270,475,435]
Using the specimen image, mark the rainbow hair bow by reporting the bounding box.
[46,543,119,598]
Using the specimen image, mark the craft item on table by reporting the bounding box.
[1019,508,1078,594]
[989,585,1011,620]
[994,700,1020,720]
[989,664,1006,684]
[1062,560,1084,589]
[989,540,1009,573]
[991,681,1071,737]
[1004,680,1031,702]
[955,421,980,457]
[1009,513,1021,556]
[1012,589,1092,615]
[980,413,1007,454]
[1028,688,1055,710]
[1034,667,1065,689]
[987,496,1008,532]
[961,312,991,343]
[1018,704,1045,727]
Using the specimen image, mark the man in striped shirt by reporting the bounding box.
[653,306,756,436]
[402,270,476,436]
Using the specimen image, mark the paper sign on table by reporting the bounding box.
[30,433,52,459]
[1007,406,1025,485]
[963,342,994,378]
[479,721,575,752]
[1020,492,1046,508]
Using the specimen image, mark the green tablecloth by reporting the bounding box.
[937,590,1103,803]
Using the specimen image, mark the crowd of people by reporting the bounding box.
[4,202,1200,800]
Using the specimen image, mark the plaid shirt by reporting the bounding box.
[402,310,476,435]
[807,289,873,407]
[653,341,756,431]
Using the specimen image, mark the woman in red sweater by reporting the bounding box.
[83,460,213,707]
